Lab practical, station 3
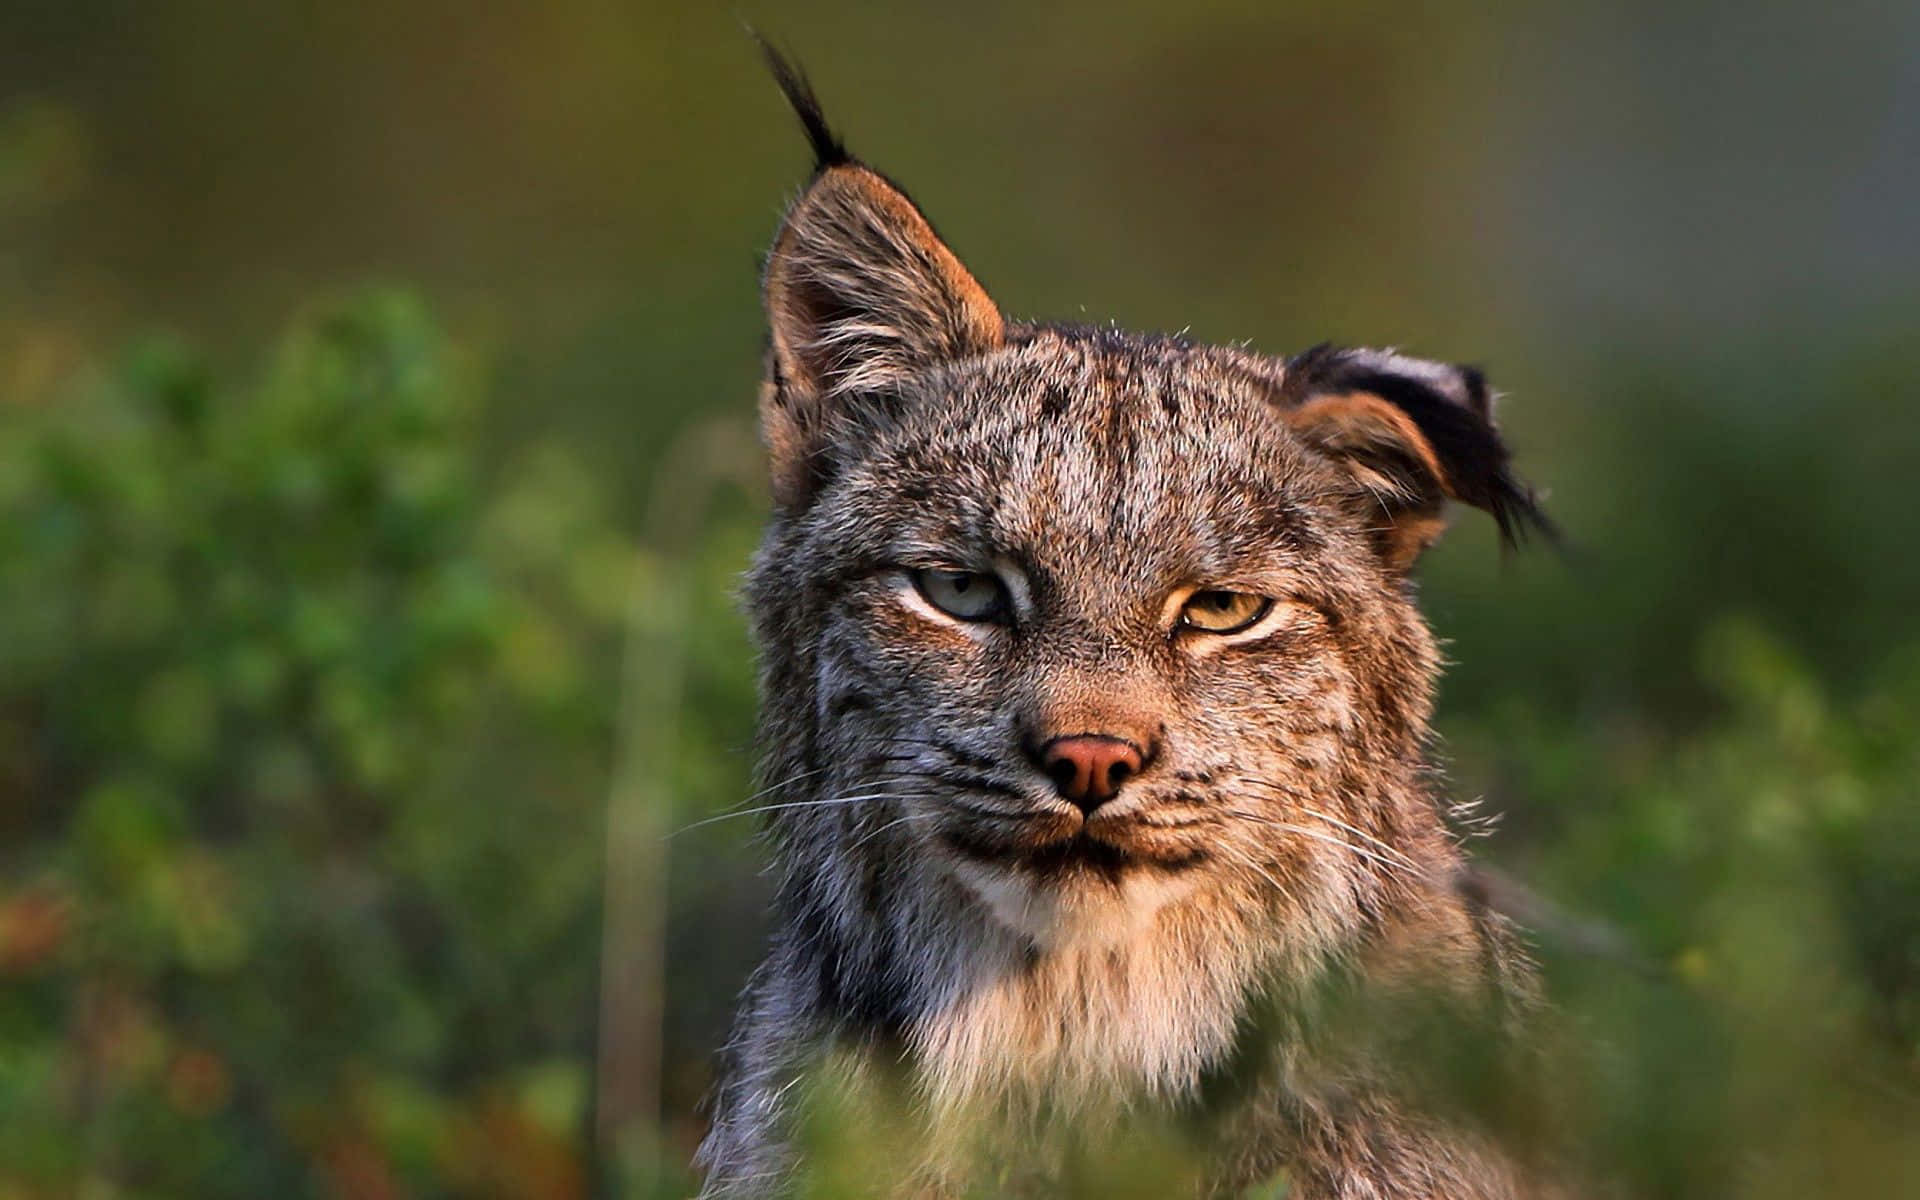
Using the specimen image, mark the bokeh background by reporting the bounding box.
[3,1,1917,1195]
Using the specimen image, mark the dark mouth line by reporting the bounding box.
[938,827,1213,878]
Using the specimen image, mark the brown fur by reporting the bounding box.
[696,48,1560,1198]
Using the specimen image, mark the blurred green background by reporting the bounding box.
[2,1,1917,1196]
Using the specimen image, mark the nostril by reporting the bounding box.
[1046,757,1081,794]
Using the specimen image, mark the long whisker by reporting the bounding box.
[1232,780,1426,873]
[724,764,833,810]
[1296,811,1424,873]
[1217,810,1423,880]
[848,809,927,853]
[672,764,834,832]
[665,791,916,839]
[1213,841,1289,897]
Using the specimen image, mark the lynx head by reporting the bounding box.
[744,50,1550,966]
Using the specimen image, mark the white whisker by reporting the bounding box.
[848,808,927,853]
[1218,810,1422,880]
[665,791,915,839]
[1213,841,1288,897]
[1233,780,1426,873]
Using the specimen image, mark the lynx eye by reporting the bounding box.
[911,568,1007,622]
[1179,590,1272,634]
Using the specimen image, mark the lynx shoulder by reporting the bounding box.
[696,43,1561,1199]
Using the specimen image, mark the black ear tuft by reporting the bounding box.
[753,34,852,171]
[1280,346,1557,554]
[753,54,1003,509]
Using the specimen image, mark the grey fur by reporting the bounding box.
[696,84,1559,1199]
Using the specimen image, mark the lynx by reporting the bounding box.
[696,47,1560,1198]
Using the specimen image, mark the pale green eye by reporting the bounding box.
[912,568,1007,621]
[1179,590,1272,634]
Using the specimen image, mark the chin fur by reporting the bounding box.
[909,877,1257,1119]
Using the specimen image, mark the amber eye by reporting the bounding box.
[912,568,1007,622]
[1179,590,1272,634]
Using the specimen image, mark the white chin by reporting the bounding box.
[948,859,1200,951]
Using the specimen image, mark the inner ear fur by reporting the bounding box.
[1278,345,1552,569]
[1287,391,1454,567]
[761,164,1003,507]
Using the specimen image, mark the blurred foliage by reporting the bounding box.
[0,294,641,1197]
[3,1,1919,1196]
[1480,618,1920,1196]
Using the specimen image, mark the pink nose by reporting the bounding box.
[1038,735,1146,812]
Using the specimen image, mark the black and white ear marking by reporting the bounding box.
[756,44,1004,508]
[1279,345,1554,568]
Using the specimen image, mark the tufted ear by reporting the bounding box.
[1278,346,1553,569]
[757,45,1003,508]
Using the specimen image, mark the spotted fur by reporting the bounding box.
[696,47,1558,1198]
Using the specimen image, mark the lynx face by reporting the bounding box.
[762,329,1466,950]
[702,50,1551,1194]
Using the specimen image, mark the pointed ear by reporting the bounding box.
[1278,346,1553,569]
[759,164,1004,506]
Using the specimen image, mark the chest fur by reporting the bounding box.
[901,909,1268,1118]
